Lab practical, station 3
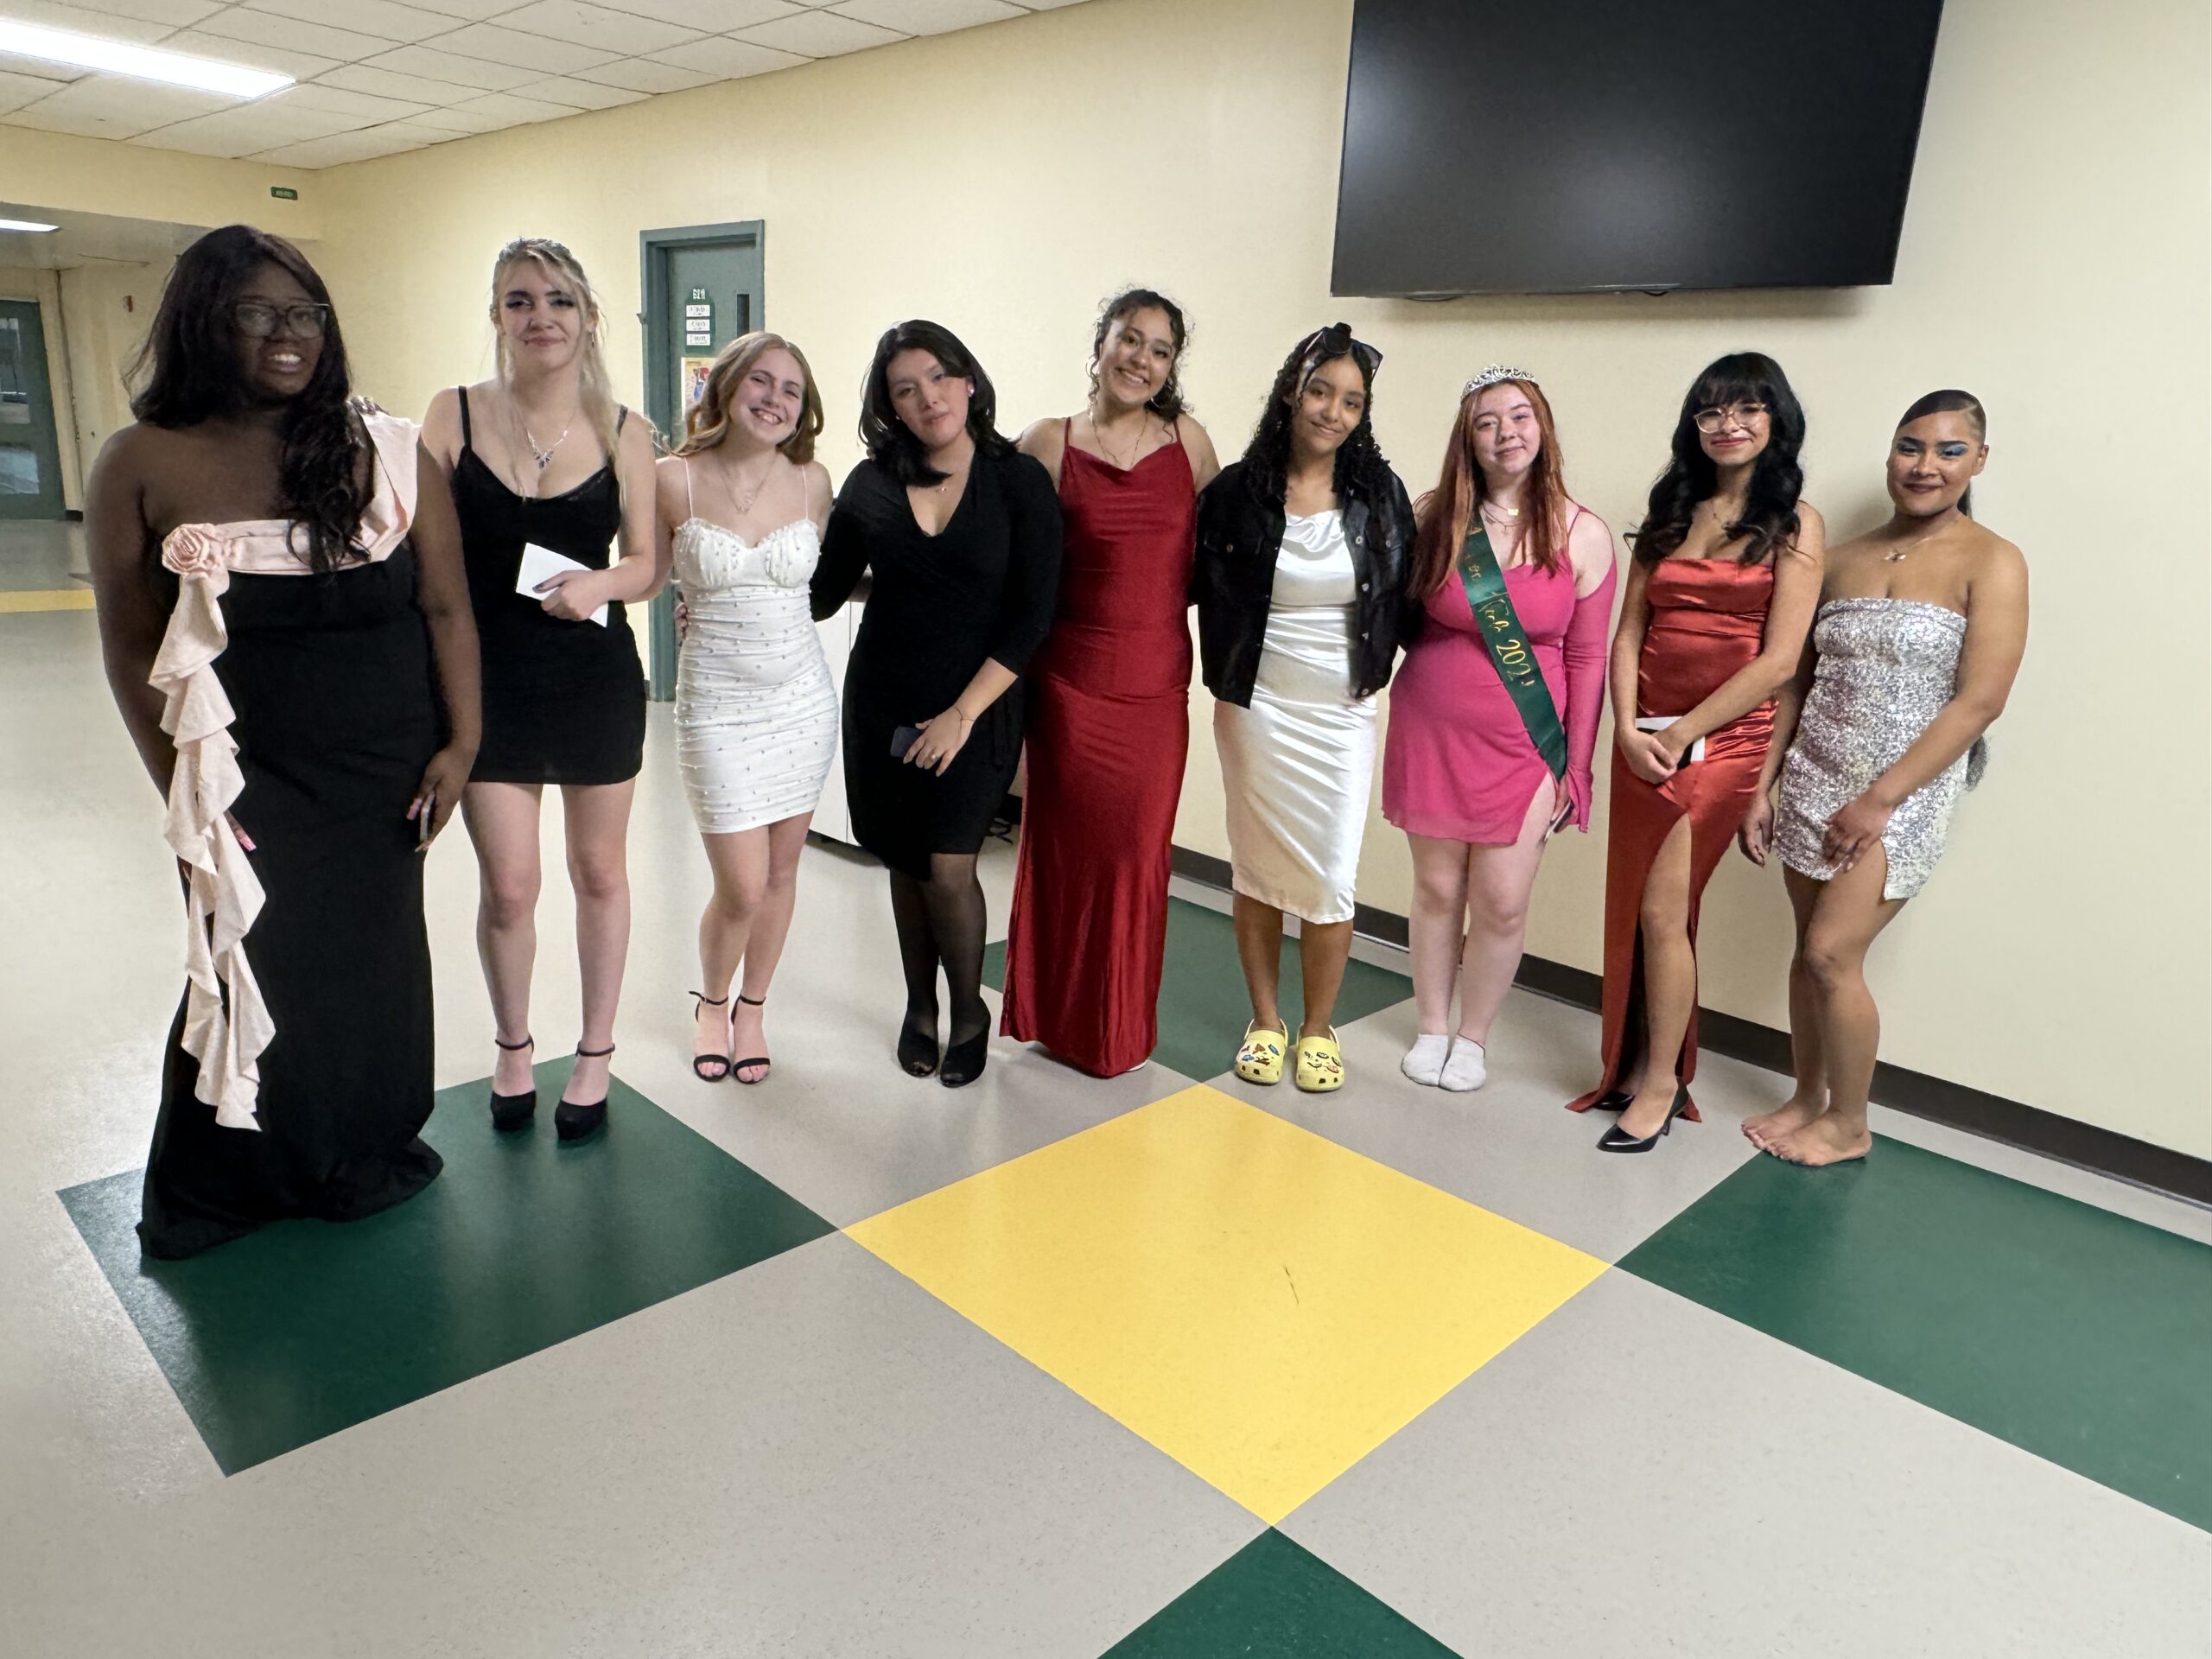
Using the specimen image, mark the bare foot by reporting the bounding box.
[493,1038,534,1096]
[1745,1095,1826,1149]
[693,999,732,1078]
[1764,1115,1871,1167]
[563,1047,613,1107]
[731,997,770,1084]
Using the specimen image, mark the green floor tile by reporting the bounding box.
[1102,1529,1459,1656]
[59,1063,833,1474]
[1620,1135,2212,1531]
[986,893,1411,1083]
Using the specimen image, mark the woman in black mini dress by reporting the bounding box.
[811,321,1062,1088]
[423,237,663,1141]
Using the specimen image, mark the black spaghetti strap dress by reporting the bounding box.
[452,388,645,785]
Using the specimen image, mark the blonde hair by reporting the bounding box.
[675,331,823,461]
[489,236,624,498]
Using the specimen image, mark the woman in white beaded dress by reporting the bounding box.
[657,333,838,1083]
[1738,391,2027,1166]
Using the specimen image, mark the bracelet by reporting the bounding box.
[953,709,977,725]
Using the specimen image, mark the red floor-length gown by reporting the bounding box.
[1001,423,1197,1076]
[1567,557,1778,1121]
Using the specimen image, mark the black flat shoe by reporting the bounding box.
[1597,1084,1691,1154]
[897,1010,940,1077]
[690,992,732,1082]
[556,1042,614,1143]
[938,1027,988,1089]
[730,992,771,1085]
[489,1033,536,1131]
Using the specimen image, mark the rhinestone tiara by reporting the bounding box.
[1462,364,1536,398]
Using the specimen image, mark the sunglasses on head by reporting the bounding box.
[1298,321,1382,378]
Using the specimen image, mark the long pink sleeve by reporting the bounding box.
[1560,560,1618,830]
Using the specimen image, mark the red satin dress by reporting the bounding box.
[1568,557,1777,1120]
[1000,423,1197,1076]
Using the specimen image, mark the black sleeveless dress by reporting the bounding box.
[452,388,645,785]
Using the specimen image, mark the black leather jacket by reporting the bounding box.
[1192,458,1417,706]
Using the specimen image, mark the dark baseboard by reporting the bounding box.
[1168,844,2211,1208]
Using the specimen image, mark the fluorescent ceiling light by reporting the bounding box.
[0,219,62,233]
[0,22,290,99]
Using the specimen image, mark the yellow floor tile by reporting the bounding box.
[0,588,94,613]
[849,1084,1607,1522]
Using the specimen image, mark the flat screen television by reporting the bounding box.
[1332,0,1947,296]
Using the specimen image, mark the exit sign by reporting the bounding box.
[270,187,298,200]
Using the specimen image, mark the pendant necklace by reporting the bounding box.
[1091,404,1145,470]
[723,454,775,516]
[521,415,573,472]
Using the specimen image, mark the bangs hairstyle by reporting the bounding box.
[1410,375,1571,600]
[490,237,625,497]
[858,319,1010,486]
[1090,286,1192,421]
[1630,351,1807,567]
[1239,327,1396,512]
[1897,387,1987,518]
[129,223,368,576]
[676,331,823,462]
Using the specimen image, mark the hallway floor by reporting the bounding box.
[7,605,2209,1656]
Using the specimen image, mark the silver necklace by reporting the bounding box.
[521,416,573,472]
[721,454,776,516]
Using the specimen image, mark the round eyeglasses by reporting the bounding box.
[232,300,331,340]
[1694,401,1768,434]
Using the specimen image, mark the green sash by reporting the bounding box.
[1457,526,1567,778]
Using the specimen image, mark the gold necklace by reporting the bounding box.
[1090,404,1147,470]
[720,452,776,516]
[1883,523,1955,563]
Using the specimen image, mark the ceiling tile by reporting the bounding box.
[830,0,1025,34]
[0,51,85,85]
[381,0,510,17]
[355,43,536,91]
[644,34,804,78]
[131,97,367,156]
[238,0,456,45]
[574,0,804,29]
[3,74,236,139]
[413,22,615,75]
[511,73,645,111]
[441,88,579,124]
[311,61,475,104]
[190,6,402,60]
[402,101,512,131]
[1014,0,1095,8]
[0,67,67,113]
[0,0,175,42]
[38,0,224,25]
[566,55,714,93]
[279,81,431,119]
[732,10,905,58]
[250,118,455,167]
[486,1,702,57]
[160,29,339,80]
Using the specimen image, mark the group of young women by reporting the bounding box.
[87,226,2027,1258]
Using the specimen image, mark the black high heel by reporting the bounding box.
[556,1042,614,1143]
[730,992,771,1085]
[488,1034,536,1131]
[690,992,732,1082]
[897,1009,940,1077]
[1596,1084,1691,1154]
[1592,1089,1633,1112]
[939,1022,988,1089]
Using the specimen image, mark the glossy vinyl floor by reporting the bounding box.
[8,604,2211,1657]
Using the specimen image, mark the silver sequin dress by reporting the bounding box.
[1777,597,1981,899]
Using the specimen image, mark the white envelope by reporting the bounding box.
[516,542,608,626]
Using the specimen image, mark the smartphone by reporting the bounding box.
[890,724,924,760]
[1635,715,1706,764]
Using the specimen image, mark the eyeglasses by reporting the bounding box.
[232,300,331,340]
[1694,401,1768,434]
[1299,321,1382,378]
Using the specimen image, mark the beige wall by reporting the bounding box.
[26,0,2208,1154]
[1,127,318,238]
[57,259,170,480]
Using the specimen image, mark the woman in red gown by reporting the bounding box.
[1568,353,1825,1151]
[1000,289,1222,1075]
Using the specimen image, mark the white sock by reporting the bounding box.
[1401,1032,1451,1086]
[1440,1037,1487,1093]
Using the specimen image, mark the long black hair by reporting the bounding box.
[1897,387,1986,518]
[129,224,367,575]
[858,319,1011,486]
[1239,323,1396,510]
[1630,352,1806,567]
[1090,286,1191,421]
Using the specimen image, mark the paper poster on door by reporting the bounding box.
[683,355,716,405]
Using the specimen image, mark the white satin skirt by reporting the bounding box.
[676,584,838,836]
[1215,605,1376,925]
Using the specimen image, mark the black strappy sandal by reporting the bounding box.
[690,992,732,1082]
[730,992,771,1085]
[489,1033,536,1131]
[556,1042,614,1143]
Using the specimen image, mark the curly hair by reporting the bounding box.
[129,225,367,576]
[1630,352,1807,567]
[857,319,1011,486]
[1238,325,1396,510]
[1089,287,1191,421]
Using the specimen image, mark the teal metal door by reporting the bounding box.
[639,221,765,701]
[0,300,67,520]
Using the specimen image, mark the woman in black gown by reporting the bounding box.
[810,321,1062,1087]
[85,226,480,1259]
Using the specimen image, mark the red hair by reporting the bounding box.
[1409,377,1571,600]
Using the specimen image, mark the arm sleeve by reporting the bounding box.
[810,463,873,621]
[985,451,1064,673]
[1560,558,1618,831]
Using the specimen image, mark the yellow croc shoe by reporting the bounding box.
[1294,1027,1345,1093]
[1235,1020,1289,1086]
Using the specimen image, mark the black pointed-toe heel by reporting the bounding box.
[1592,1089,1633,1112]
[897,1011,940,1077]
[556,1042,615,1143]
[690,992,732,1082]
[938,1027,988,1090]
[488,1033,537,1131]
[1597,1084,1691,1154]
[730,992,771,1085]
